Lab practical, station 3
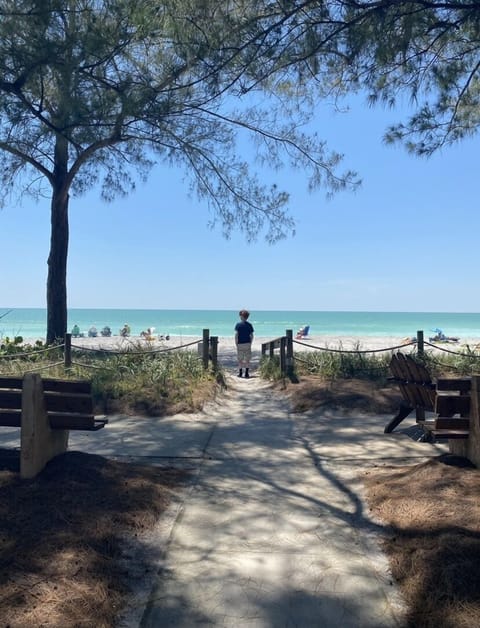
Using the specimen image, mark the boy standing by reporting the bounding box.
[235,309,254,378]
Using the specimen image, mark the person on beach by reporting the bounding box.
[235,309,254,378]
[120,323,131,337]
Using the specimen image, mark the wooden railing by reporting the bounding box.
[261,329,294,377]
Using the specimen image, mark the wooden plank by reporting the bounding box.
[390,355,424,408]
[435,395,470,417]
[0,390,23,410]
[42,378,92,394]
[435,417,470,430]
[93,417,108,430]
[0,376,23,389]
[429,429,469,440]
[408,357,433,385]
[389,354,404,380]
[48,413,107,431]
[404,356,435,410]
[0,409,22,427]
[436,378,471,392]
[44,392,94,414]
[48,412,95,430]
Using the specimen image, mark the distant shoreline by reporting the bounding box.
[3,308,480,340]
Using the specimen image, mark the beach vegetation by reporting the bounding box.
[258,355,284,381]
[0,336,61,361]
[292,341,480,382]
[0,346,219,416]
[293,347,392,382]
[294,346,480,382]
[420,347,480,378]
[88,349,217,415]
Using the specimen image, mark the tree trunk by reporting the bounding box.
[46,136,70,344]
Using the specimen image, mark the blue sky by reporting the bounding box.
[2,93,479,313]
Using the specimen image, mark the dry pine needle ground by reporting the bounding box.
[364,455,480,628]
[0,451,189,627]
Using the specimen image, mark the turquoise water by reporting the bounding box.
[2,308,480,340]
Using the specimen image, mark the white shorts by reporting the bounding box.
[237,342,252,365]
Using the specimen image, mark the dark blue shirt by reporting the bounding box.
[235,320,254,344]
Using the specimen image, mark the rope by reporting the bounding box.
[0,343,65,360]
[71,338,200,356]
[424,340,480,358]
[70,360,116,372]
[292,338,416,354]
[293,355,309,365]
[23,361,64,374]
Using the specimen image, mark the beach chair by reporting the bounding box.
[296,325,310,339]
[385,353,470,440]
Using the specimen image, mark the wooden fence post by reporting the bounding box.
[64,333,72,367]
[415,330,425,421]
[202,329,210,370]
[210,336,218,371]
[286,329,294,377]
[280,336,286,375]
[416,330,424,358]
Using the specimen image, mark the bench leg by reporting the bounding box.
[384,403,414,433]
[20,373,69,479]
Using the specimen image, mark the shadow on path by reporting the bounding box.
[135,374,430,627]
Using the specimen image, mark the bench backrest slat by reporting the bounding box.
[0,376,95,426]
[0,409,22,427]
[42,378,92,395]
[389,353,435,410]
[0,376,23,389]
[44,392,94,414]
[436,378,471,393]
[0,389,23,409]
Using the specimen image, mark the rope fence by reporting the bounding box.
[23,361,64,374]
[293,338,417,354]
[0,343,65,360]
[423,340,480,358]
[0,330,219,375]
[262,329,480,378]
[70,337,201,356]
[3,327,480,379]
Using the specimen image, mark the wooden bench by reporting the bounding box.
[385,353,471,441]
[0,373,107,478]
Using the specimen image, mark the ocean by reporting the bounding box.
[1,308,480,341]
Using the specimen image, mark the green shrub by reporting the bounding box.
[420,347,480,378]
[294,347,391,381]
[258,355,284,381]
[0,344,220,416]
[85,349,217,415]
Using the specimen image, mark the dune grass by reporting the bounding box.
[0,341,222,416]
